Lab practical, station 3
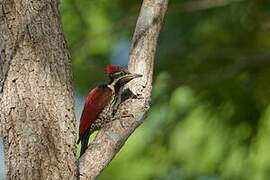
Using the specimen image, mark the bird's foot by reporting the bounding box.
[111,110,134,129]
[134,93,144,99]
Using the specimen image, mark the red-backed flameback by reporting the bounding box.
[77,65,142,156]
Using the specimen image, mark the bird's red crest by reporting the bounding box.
[105,65,120,74]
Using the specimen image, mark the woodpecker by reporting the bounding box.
[77,65,142,156]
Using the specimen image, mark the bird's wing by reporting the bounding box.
[78,85,112,142]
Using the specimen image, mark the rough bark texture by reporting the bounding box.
[78,0,169,179]
[0,0,77,179]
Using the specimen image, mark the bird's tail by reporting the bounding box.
[80,131,91,157]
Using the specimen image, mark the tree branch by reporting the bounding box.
[78,0,168,179]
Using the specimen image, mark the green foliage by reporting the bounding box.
[61,0,270,179]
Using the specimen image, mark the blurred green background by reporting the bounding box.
[60,0,270,179]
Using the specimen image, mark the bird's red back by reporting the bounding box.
[78,85,112,141]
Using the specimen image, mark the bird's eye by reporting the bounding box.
[116,72,121,76]
[111,72,122,78]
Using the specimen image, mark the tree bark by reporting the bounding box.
[0,0,168,179]
[0,0,77,179]
[78,0,169,179]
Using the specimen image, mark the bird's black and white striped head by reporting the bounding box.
[105,65,142,88]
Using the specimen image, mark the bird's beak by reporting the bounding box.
[128,73,143,79]
[124,71,143,80]
[117,72,142,86]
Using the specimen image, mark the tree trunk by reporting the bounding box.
[0,0,77,179]
[0,0,168,179]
